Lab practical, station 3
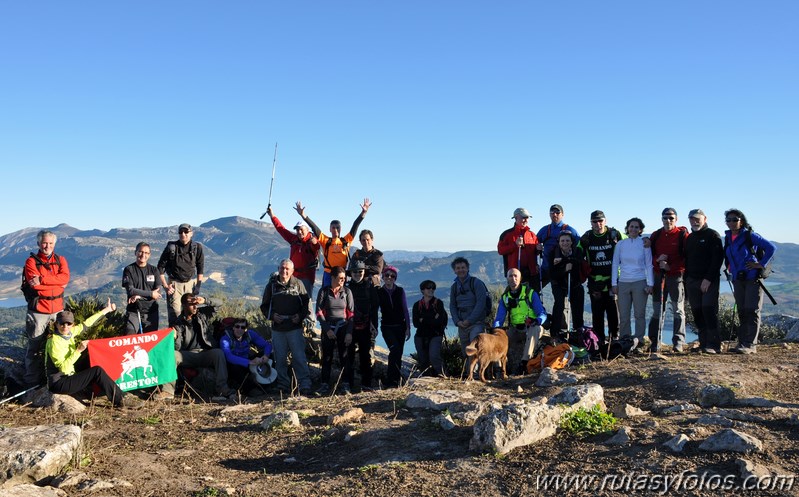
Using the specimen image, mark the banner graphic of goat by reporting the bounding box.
[88,329,177,391]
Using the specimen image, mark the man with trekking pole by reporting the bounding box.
[647,208,689,354]
[497,208,541,295]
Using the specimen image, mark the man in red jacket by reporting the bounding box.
[648,207,690,353]
[497,208,541,294]
[22,230,70,387]
[267,205,320,300]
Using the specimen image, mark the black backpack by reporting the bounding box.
[468,277,493,322]
[724,230,774,279]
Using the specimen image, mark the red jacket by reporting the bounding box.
[651,226,688,276]
[497,225,540,276]
[24,252,70,314]
[271,215,320,280]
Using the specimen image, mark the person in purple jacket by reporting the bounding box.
[220,318,274,395]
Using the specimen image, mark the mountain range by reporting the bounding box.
[1,216,796,316]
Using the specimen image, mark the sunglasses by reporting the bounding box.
[725,217,741,223]
[384,273,397,279]
[591,219,604,223]
[662,216,675,220]
[58,321,74,326]
[423,286,435,290]
[179,229,191,234]
[233,324,247,329]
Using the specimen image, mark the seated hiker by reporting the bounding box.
[219,317,274,395]
[156,293,235,401]
[45,299,132,408]
[493,268,547,375]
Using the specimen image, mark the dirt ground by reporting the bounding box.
[3,342,799,497]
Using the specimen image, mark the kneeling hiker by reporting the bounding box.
[493,268,547,375]
[46,299,130,408]
[220,318,274,395]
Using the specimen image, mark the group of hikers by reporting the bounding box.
[16,200,776,405]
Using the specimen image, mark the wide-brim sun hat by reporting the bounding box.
[249,359,278,385]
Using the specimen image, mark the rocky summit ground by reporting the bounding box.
[3,342,799,497]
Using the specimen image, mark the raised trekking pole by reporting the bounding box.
[259,142,278,220]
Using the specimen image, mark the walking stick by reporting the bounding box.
[0,384,41,405]
[259,142,279,219]
[656,269,667,352]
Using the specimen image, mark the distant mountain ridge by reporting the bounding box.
[0,217,797,315]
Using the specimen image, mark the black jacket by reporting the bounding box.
[685,226,724,282]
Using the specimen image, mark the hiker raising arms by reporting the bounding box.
[537,204,580,294]
[723,209,776,355]
[497,208,541,294]
[295,198,371,288]
[266,205,320,298]
[647,208,689,353]
[611,218,653,342]
[685,209,724,354]
[377,266,410,388]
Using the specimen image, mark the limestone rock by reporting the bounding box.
[604,426,631,445]
[734,397,776,408]
[698,384,735,408]
[696,414,734,427]
[736,458,773,481]
[261,411,300,431]
[4,484,67,497]
[548,384,605,412]
[699,428,763,453]
[329,407,364,426]
[406,390,474,410]
[0,424,82,488]
[612,404,650,418]
[433,413,457,431]
[663,434,690,453]
[535,367,581,387]
[27,389,86,414]
[717,409,764,423]
[662,403,701,415]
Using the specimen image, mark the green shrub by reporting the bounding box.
[65,295,126,340]
[560,405,617,437]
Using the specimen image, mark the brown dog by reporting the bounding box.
[465,328,508,382]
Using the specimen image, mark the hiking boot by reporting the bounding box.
[737,345,757,355]
[673,344,685,354]
[701,348,718,355]
[337,383,352,395]
[316,384,331,396]
[298,387,314,397]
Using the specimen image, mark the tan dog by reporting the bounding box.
[465,328,508,382]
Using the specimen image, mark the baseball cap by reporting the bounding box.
[590,210,605,221]
[688,209,705,218]
[57,311,75,324]
[550,204,563,213]
[512,207,531,219]
[661,207,677,216]
[293,221,309,230]
[178,223,192,231]
[350,260,366,271]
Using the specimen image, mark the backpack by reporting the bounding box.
[468,276,493,322]
[576,326,600,352]
[165,241,200,268]
[650,227,688,259]
[724,230,774,279]
[20,252,63,311]
[542,223,571,245]
[527,343,575,372]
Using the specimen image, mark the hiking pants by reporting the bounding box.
[589,290,619,346]
[414,334,443,376]
[49,366,125,407]
[551,283,585,335]
[617,279,649,340]
[124,304,159,335]
[733,279,763,348]
[648,274,686,347]
[166,278,196,325]
[320,327,355,387]
[24,310,58,388]
[685,276,721,351]
[352,327,373,388]
[381,323,407,387]
[162,348,228,396]
[271,328,312,392]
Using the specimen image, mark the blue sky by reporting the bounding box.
[1,1,796,252]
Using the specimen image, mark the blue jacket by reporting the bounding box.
[724,228,776,282]
[220,329,273,368]
[537,222,580,272]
